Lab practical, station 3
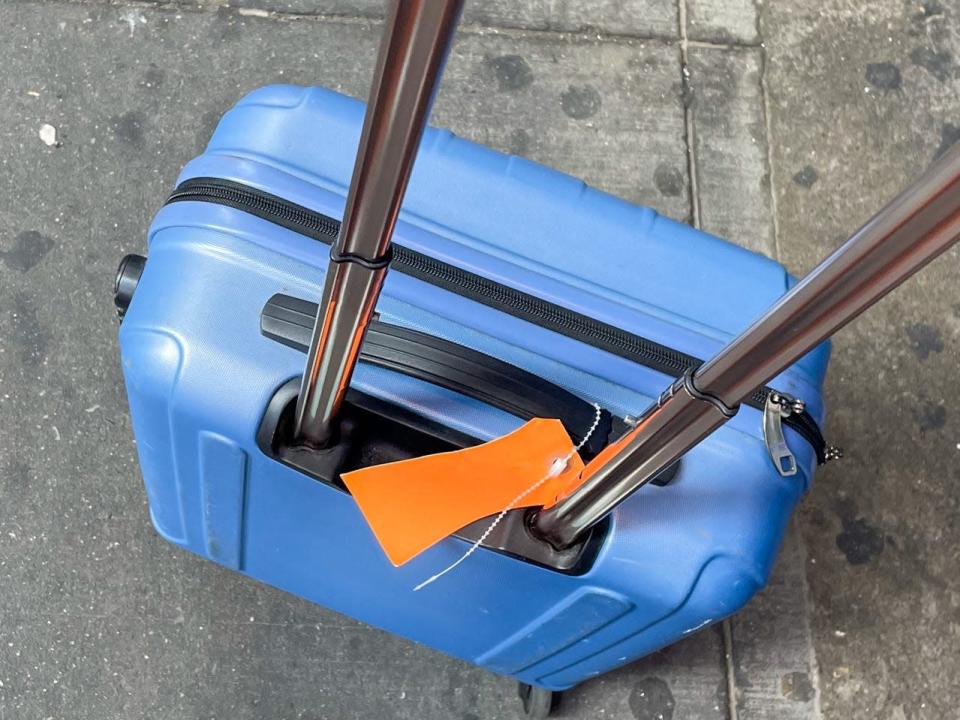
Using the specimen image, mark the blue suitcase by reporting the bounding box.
[116,81,831,698]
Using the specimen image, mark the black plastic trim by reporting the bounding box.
[261,293,612,456]
[684,369,739,418]
[329,244,393,269]
[168,176,829,464]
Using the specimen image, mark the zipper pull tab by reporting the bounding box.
[763,393,798,477]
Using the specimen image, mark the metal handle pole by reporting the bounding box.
[294,0,464,447]
[533,144,960,549]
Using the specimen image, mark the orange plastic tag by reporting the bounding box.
[341,419,586,566]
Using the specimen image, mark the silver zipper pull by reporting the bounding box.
[768,391,805,418]
[763,394,798,476]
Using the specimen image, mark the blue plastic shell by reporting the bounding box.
[119,85,830,690]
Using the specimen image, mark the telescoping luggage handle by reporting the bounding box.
[533,144,960,548]
[294,0,464,447]
[297,1,960,548]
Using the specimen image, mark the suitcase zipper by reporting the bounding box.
[165,177,835,465]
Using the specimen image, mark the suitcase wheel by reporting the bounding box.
[114,253,146,320]
[517,682,560,718]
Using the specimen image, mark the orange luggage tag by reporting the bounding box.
[342,417,593,568]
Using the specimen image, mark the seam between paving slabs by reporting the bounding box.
[722,620,739,720]
[793,520,825,719]
[688,38,763,50]
[56,0,767,48]
[677,0,739,720]
[677,0,702,229]
[757,30,785,264]
[55,0,679,42]
[752,0,822,709]
[679,0,733,716]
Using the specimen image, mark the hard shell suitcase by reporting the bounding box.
[116,73,832,691]
[112,5,845,706]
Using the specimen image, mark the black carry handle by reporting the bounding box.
[262,293,614,456]
[533,143,960,549]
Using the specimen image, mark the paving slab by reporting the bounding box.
[729,524,821,720]
[686,0,759,45]
[688,44,775,256]
[432,33,689,216]
[0,3,726,718]
[685,41,818,720]
[760,1,960,718]
[137,0,680,39]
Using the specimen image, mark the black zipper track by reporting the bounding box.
[166,177,828,463]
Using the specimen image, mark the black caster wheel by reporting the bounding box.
[114,253,146,320]
[517,682,561,718]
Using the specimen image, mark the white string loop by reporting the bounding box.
[414,404,602,591]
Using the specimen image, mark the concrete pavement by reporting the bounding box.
[0,1,956,718]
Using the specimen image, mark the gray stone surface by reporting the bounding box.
[433,34,689,217]
[688,44,775,256]
[686,0,759,44]
[760,0,960,718]
[561,632,729,720]
[138,0,681,39]
[0,2,728,718]
[730,524,821,720]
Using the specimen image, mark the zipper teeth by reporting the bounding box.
[395,248,694,374]
[791,408,826,447]
[166,178,825,459]
[171,179,695,375]
[397,249,777,409]
[169,184,342,238]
